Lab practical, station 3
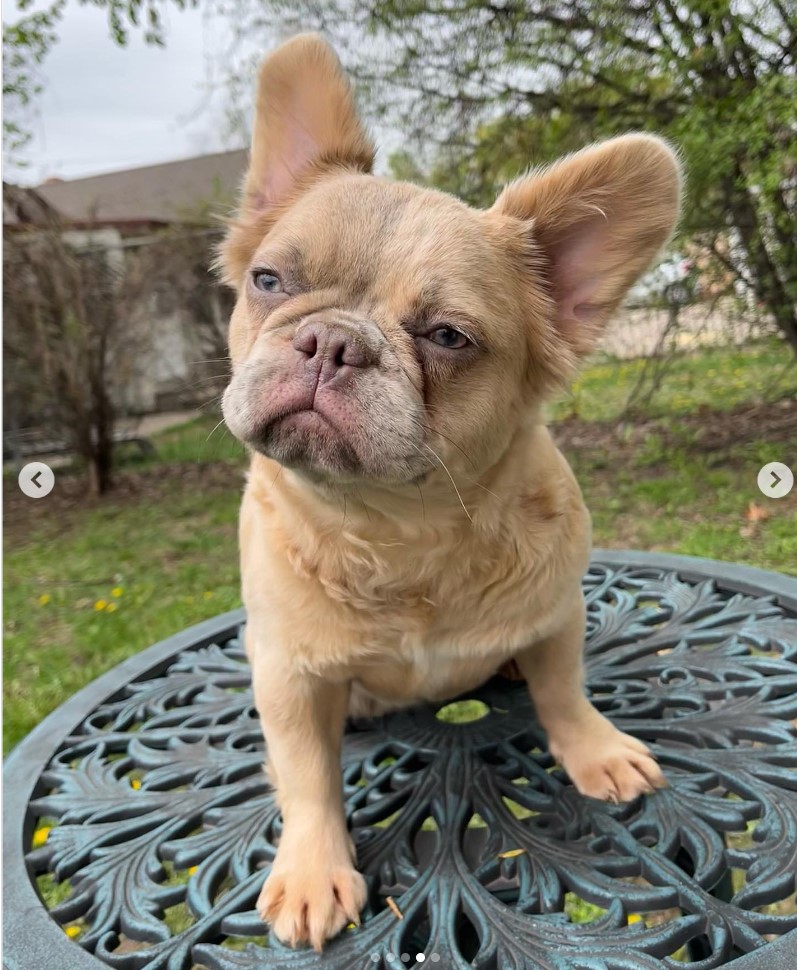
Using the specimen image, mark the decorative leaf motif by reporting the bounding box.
[13,560,797,969]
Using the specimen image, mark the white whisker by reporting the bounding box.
[205,417,227,443]
[422,442,472,523]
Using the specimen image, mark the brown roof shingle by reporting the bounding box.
[33,149,248,226]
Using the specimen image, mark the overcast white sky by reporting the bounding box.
[5,1,399,187]
[7,0,261,185]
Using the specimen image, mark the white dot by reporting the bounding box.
[370,955,380,963]
[416,955,426,963]
[401,955,410,964]
[431,956,441,964]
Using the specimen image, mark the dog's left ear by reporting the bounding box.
[491,134,682,355]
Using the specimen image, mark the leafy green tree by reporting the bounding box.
[257,0,797,355]
[3,2,63,160]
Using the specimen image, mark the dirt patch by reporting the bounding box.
[552,397,797,460]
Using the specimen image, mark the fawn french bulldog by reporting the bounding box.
[220,33,681,950]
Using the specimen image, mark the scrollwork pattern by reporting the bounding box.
[23,563,797,969]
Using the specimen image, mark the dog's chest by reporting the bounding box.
[400,637,469,692]
[348,621,519,716]
[349,645,498,715]
[340,544,542,708]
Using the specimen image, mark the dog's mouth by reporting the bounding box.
[250,405,361,476]
[267,405,337,436]
[276,408,328,429]
[222,354,433,485]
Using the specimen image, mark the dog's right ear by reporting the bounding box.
[221,33,374,284]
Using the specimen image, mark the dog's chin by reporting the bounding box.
[248,410,428,487]
[250,411,358,479]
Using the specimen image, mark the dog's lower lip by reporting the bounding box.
[258,406,347,451]
[273,408,336,432]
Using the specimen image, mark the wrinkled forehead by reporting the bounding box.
[254,175,511,317]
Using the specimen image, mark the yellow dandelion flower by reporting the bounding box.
[111,587,123,598]
[130,778,142,789]
[65,926,81,939]
[628,913,643,925]
[32,826,51,848]
[94,599,107,611]
[202,591,214,600]
[105,603,118,613]
[38,593,51,606]
[188,866,199,876]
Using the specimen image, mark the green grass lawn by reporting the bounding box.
[4,339,796,751]
[567,432,797,573]
[550,339,795,422]
[3,440,246,752]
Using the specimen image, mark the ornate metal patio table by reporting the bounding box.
[4,550,797,970]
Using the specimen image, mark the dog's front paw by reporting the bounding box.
[551,718,666,803]
[257,855,367,951]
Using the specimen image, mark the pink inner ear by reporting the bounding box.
[258,115,322,209]
[548,215,609,333]
[558,277,603,333]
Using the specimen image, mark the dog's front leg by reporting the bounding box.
[514,597,666,802]
[251,644,366,950]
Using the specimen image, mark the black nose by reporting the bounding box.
[293,322,377,384]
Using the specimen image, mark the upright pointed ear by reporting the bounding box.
[244,32,374,214]
[222,33,374,282]
[491,134,682,356]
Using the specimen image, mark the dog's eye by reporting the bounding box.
[427,326,470,350]
[252,270,283,293]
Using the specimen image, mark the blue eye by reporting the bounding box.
[427,326,469,349]
[252,270,283,293]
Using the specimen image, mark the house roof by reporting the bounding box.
[31,149,248,227]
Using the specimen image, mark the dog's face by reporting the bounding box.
[222,174,541,484]
[221,35,681,486]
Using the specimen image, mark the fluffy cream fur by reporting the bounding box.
[220,33,682,950]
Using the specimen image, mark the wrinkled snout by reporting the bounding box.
[293,319,380,389]
[222,312,429,483]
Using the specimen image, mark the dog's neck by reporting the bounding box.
[249,417,564,543]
